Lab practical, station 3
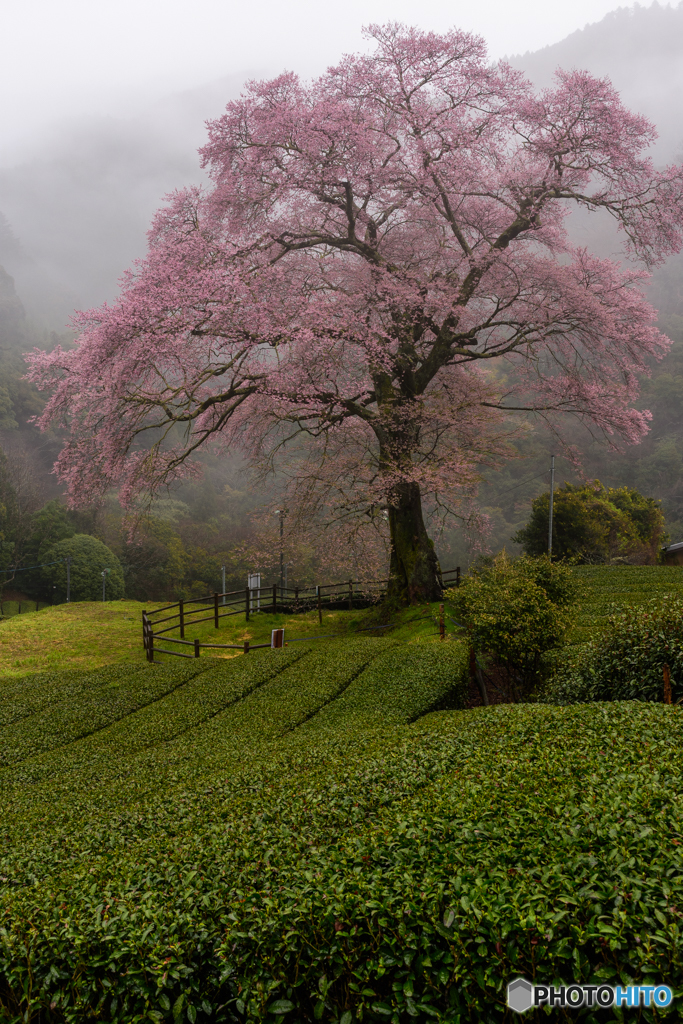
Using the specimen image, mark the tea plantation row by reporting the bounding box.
[1,635,682,1022]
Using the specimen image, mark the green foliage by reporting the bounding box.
[546,597,683,705]
[34,533,125,602]
[564,565,683,644]
[446,554,578,696]
[0,666,682,1022]
[514,481,666,564]
[22,499,76,563]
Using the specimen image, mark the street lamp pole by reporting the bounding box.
[548,455,555,559]
[274,510,284,599]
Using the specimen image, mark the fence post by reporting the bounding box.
[348,580,353,611]
[245,587,250,622]
[179,599,185,640]
[142,612,154,663]
[273,583,277,614]
[142,611,148,660]
[244,640,250,654]
[439,604,445,641]
[317,586,322,625]
[294,587,299,610]
[194,639,200,659]
[664,663,672,704]
[214,592,219,629]
[456,566,461,588]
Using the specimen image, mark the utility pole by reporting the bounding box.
[275,509,284,598]
[221,564,226,605]
[66,555,71,602]
[548,455,555,559]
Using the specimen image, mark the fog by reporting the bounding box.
[1,0,674,329]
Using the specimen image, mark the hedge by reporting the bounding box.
[2,641,681,1022]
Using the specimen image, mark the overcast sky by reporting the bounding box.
[2,0,659,161]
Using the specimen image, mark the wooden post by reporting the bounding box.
[273,583,277,614]
[244,639,250,654]
[194,639,200,659]
[348,580,353,611]
[470,646,489,706]
[664,663,672,705]
[294,587,299,610]
[456,566,461,588]
[214,592,219,629]
[142,611,148,661]
[142,612,154,663]
[179,599,185,639]
[245,587,250,622]
[317,586,322,625]
[439,603,445,640]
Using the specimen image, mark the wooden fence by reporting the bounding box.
[142,566,461,662]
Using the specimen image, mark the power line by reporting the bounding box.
[482,469,550,502]
[0,558,66,574]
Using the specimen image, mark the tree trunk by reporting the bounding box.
[387,480,443,603]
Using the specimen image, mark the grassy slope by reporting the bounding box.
[0,599,448,679]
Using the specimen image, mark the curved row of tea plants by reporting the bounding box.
[1,695,682,1023]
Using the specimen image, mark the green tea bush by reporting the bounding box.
[447,554,578,697]
[545,597,683,705]
[298,639,469,736]
[2,701,683,1023]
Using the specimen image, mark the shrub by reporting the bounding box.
[446,554,578,698]
[1,696,683,1023]
[545,596,683,704]
[32,533,125,602]
[514,481,666,564]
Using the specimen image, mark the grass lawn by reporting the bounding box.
[0,598,449,679]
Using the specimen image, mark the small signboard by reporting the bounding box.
[271,628,285,648]
[247,573,261,612]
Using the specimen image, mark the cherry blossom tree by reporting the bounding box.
[27,24,683,602]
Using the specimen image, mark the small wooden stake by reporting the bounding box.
[470,646,489,706]
[244,639,250,654]
[664,663,672,705]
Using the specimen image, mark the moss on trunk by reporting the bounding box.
[387,481,443,603]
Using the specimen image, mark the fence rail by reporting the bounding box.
[142,567,461,662]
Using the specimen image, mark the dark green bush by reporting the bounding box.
[33,533,125,602]
[545,597,683,704]
[446,554,578,697]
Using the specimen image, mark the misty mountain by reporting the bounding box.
[0,73,252,328]
[511,2,683,162]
